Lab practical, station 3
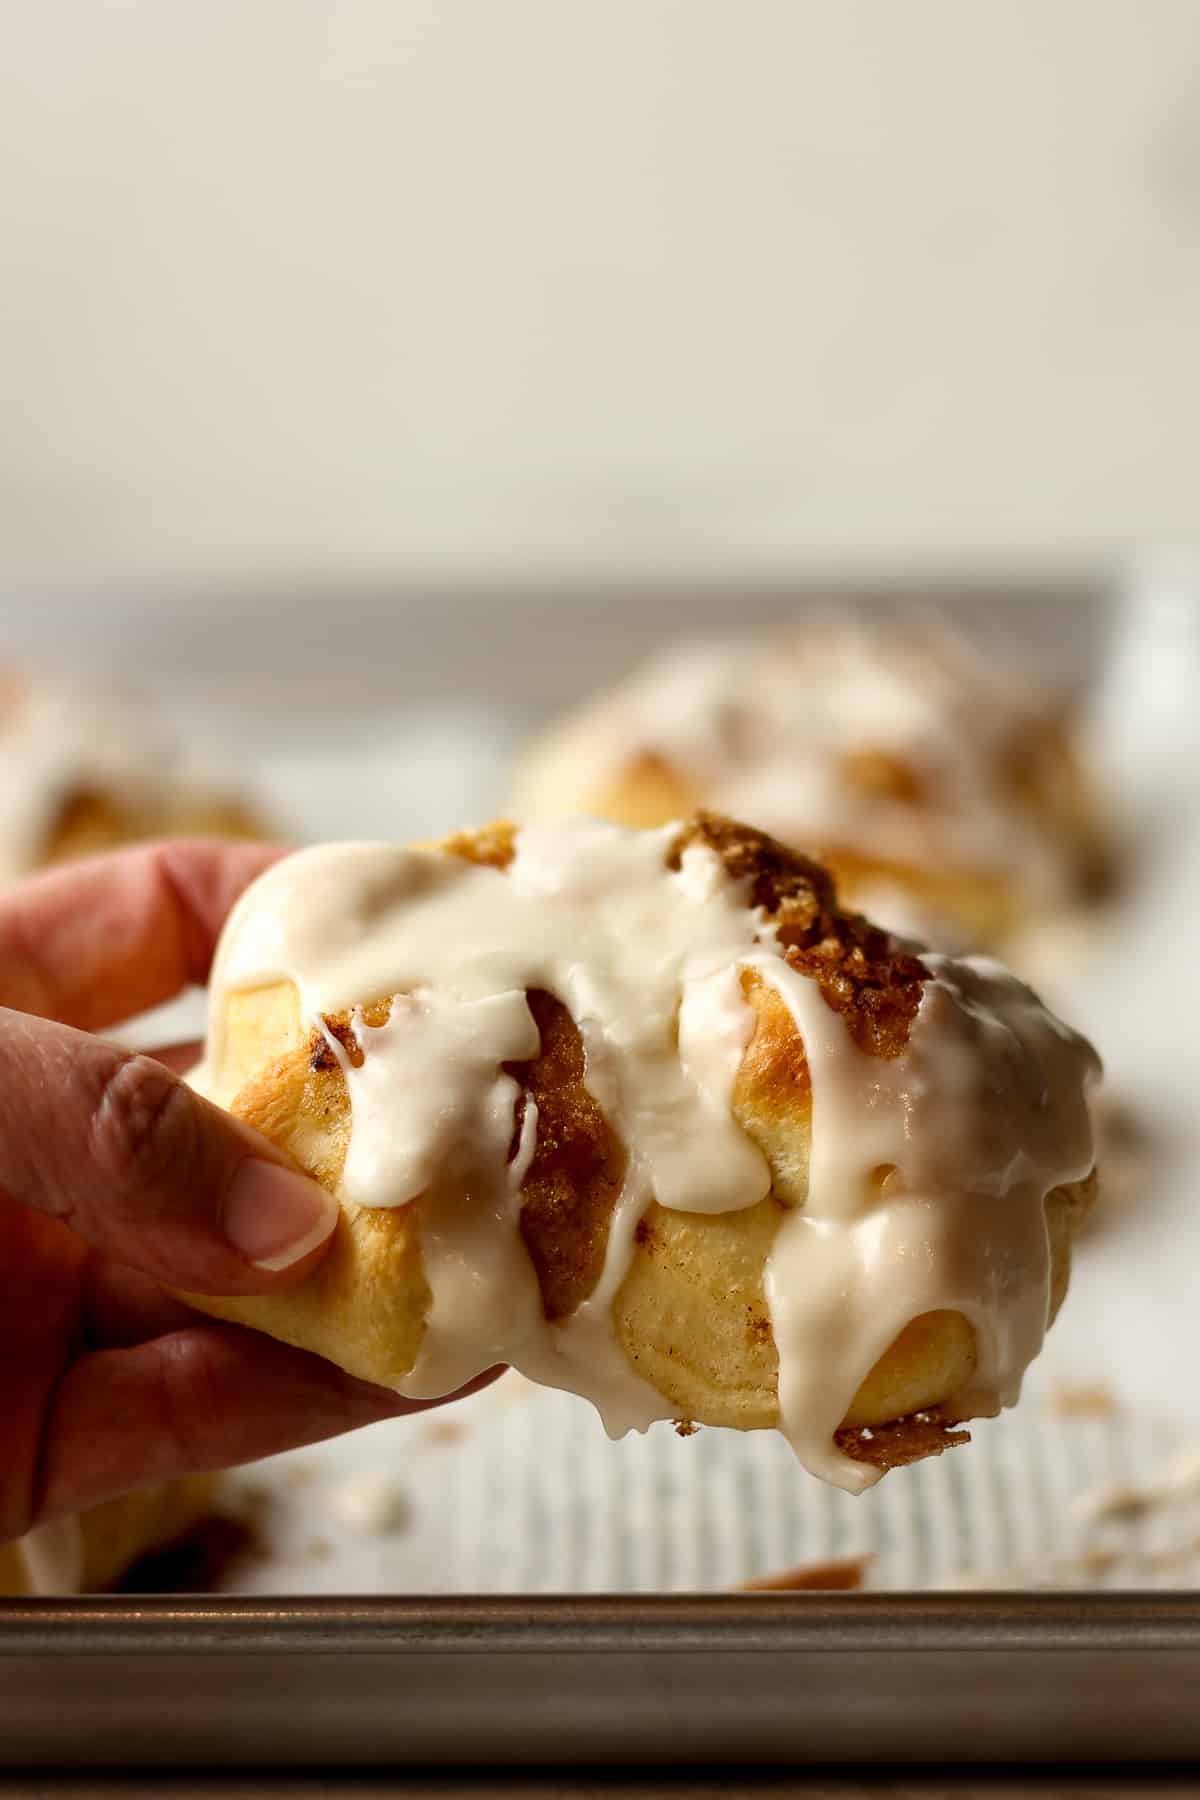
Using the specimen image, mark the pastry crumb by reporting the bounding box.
[742,1555,870,1592]
[1071,1480,1151,1527]
[423,1418,469,1448]
[329,1472,412,1535]
[1051,1383,1119,1419]
[836,1409,970,1471]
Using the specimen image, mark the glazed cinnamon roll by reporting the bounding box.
[181,813,1099,1491]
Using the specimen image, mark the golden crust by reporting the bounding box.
[0,1474,220,1596]
[187,816,1096,1462]
[203,990,431,1388]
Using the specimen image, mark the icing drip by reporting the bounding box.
[756,953,1095,1487]
[202,818,1099,1491]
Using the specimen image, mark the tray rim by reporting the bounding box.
[7,1592,1200,1768]
[4,1590,1200,1655]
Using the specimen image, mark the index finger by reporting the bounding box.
[0,839,283,1031]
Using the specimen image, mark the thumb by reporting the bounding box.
[0,1007,339,1294]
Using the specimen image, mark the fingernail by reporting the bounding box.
[223,1160,340,1271]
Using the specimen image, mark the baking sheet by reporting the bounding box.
[193,1370,1200,1597]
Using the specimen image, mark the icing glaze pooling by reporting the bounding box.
[204,818,1100,1491]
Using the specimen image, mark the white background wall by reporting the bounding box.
[2,1,1200,590]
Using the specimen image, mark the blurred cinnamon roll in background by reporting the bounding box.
[0,672,270,879]
[515,617,1111,949]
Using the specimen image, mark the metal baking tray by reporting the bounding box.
[2,1593,1199,1768]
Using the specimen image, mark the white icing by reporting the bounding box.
[756,953,1095,1485]
[202,817,1099,1492]
[516,619,1079,914]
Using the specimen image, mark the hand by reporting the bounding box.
[0,841,493,1542]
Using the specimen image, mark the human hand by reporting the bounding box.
[0,841,494,1542]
